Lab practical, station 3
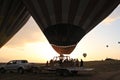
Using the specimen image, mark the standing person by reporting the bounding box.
[50,59,54,66]
[80,59,83,67]
[75,59,80,67]
[46,61,49,66]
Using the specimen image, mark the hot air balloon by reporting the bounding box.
[22,0,120,55]
[106,45,109,47]
[83,53,87,58]
[0,0,30,48]
[118,42,120,44]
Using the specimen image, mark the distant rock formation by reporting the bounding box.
[105,58,117,61]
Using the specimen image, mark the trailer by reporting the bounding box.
[43,55,94,76]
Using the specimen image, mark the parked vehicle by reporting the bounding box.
[0,60,35,74]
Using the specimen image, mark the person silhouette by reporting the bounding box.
[80,59,83,67]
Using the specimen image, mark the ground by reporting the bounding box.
[0,60,120,80]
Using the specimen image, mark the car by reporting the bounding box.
[0,60,34,74]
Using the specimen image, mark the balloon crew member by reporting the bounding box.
[80,59,83,67]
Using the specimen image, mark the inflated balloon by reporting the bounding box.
[23,0,120,54]
[0,0,30,48]
[83,53,87,58]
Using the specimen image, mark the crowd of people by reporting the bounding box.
[46,55,84,67]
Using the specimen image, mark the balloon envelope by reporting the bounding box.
[23,0,120,54]
[0,0,30,48]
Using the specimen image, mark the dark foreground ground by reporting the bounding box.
[1,60,120,80]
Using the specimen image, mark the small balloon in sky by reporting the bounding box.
[118,42,120,44]
[83,53,87,58]
[106,45,109,47]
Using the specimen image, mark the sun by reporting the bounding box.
[24,42,59,63]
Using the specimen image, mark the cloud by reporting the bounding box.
[102,4,120,24]
[102,16,120,24]
[103,17,118,24]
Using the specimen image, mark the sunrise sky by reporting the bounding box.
[0,4,120,63]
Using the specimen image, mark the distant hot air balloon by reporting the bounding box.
[106,45,109,47]
[83,53,87,58]
[22,0,120,55]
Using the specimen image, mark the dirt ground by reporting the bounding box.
[0,72,91,80]
[0,71,120,80]
[1,60,120,80]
